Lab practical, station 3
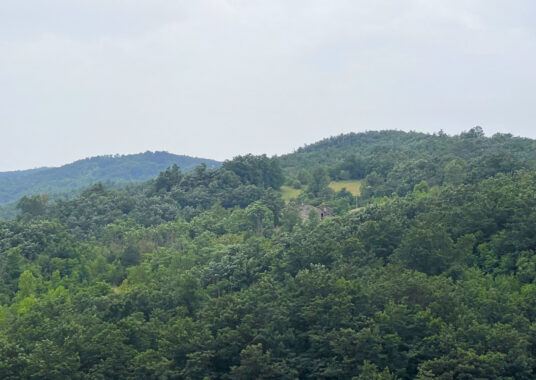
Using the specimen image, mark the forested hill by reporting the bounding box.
[0,151,221,204]
[280,128,536,199]
[281,128,536,171]
[3,133,536,377]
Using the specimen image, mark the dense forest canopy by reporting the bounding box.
[1,130,536,379]
[280,128,536,199]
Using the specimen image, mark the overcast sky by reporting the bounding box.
[1,1,535,171]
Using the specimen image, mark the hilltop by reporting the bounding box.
[0,151,221,205]
[279,128,536,200]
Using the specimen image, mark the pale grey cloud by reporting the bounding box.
[1,0,535,170]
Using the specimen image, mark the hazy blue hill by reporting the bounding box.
[0,151,221,204]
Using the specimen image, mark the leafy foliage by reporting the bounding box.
[280,129,536,200]
[1,131,536,378]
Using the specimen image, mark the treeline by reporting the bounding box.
[14,154,285,238]
[0,151,221,205]
[1,131,536,378]
[281,128,536,199]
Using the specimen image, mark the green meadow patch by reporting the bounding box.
[329,180,362,196]
[280,180,362,203]
[280,186,303,202]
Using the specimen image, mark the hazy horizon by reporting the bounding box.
[2,1,535,171]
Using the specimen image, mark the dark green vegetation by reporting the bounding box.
[2,130,536,379]
[280,127,536,200]
[0,151,221,205]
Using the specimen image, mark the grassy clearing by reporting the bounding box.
[329,180,362,196]
[280,180,362,203]
[280,186,303,202]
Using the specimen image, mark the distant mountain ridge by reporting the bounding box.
[0,151,221,204]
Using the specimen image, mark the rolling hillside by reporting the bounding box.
[0,151,221,205]
[279,129,536,175]
[3,131,536,377]
[279,128,536,200]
